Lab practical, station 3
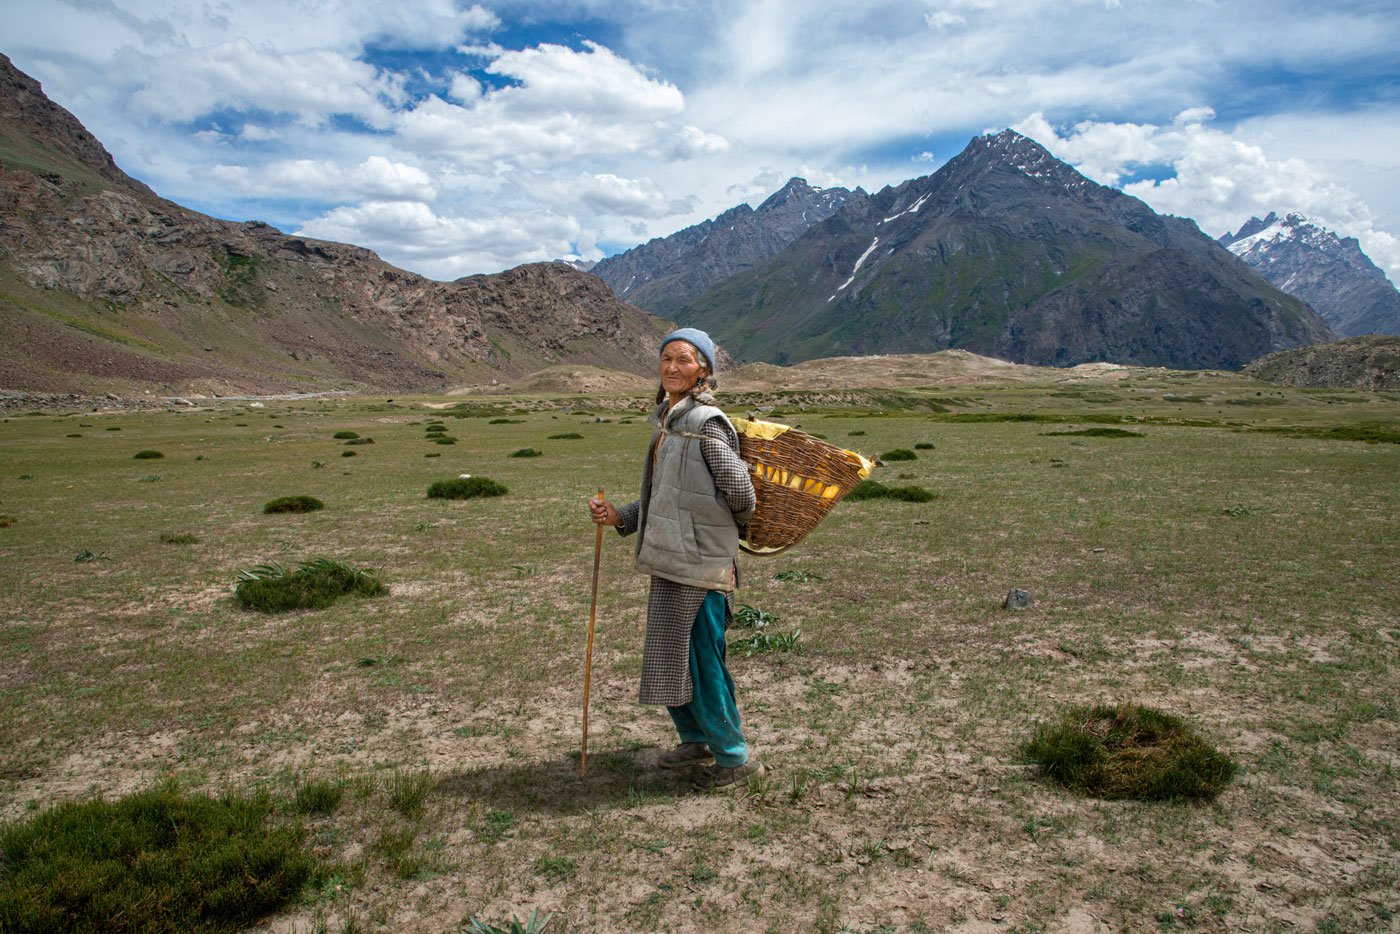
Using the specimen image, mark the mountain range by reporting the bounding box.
[0,54,670,396]
[2,50,1381,396]
[1219,213,1400,338]
[603,131,1334,370]
[591,177,863,318]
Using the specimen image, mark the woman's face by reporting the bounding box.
[660,341,706,397]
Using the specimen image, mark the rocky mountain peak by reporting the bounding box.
[673,130,1332,370]
[1220,213,1400,336]
[0,53,154,196]
[591,176,866,316]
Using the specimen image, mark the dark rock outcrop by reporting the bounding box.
[1243,335,1400,390]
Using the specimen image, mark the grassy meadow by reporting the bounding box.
[1,375,1398,932]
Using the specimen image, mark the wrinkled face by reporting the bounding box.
[659,341,707,397]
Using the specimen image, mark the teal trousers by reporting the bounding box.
[667,590,749,767]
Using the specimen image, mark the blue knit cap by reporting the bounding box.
[659,327,717,374]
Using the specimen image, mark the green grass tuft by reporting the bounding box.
[913,442,935,449]
[133,450,164,459]
[332,431,360,440]
[547,433,584,440]
[342,450,358,457]
[509,448,543,458]
[159,532,198,545]
[263,495,324,514]
[1023,703,1236,801]
[880,448,917,461]
[345,437,375,446]
[386,769,434,819]
[1042,428,1143,438]
[533,855,577,882]
[845,480,935,503]
[426,477,507,500]
[291,777,345,816]
[1252,423,1400,445]
[0,515,14,528]
[235,558,387,613]
[0,781,323,933]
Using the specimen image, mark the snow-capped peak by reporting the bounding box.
[1225,213,1339,257]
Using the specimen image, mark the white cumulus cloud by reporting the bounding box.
[206,156,435,202]
[296,200,586,280]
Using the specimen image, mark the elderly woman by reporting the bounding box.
[589,328,764,790]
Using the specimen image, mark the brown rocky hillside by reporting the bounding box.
[1243,335,1400,390]
[0,53,671,397]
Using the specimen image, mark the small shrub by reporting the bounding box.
[74,550,110,562]
[105,427,121,431]
[914,442,935,450]
[133,450,164,459]
[427,477,507,499]
[734,604,779,630]
[1023,703,1236,801]
[731,629,802,657]
[489,418,524,425]
[881,448,917,461]
[342,450,357,457]
[547,433,584,440]
[434,437,457,445]
[424,452,441,458]
[345,437,374,445]
[425,426,447,434]
[1222,505,1252,516]
[263,495,324,514]
[509,448,542,458]
[332,430,360,440]
[235,557,386,613]
[160,532,198,544]
[66,433,82,438]
[0,516,14,528]
[0,781,322,932]
[848,430,866,436]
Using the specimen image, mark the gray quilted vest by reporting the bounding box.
[634,396,742,590]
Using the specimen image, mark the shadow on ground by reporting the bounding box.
[434,746,702,814]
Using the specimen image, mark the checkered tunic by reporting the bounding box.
[616,409,755,706]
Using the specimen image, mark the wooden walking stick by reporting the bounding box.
[580,486,605,779]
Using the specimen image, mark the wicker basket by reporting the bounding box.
[733,417,873,556]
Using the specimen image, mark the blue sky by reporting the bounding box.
[7,1,1400,281]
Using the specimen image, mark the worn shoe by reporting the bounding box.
[657,741,714,770]
[691,758,765,790]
